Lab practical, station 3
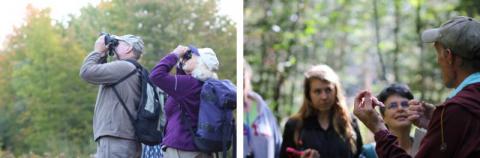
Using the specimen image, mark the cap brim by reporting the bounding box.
[188,45,200,56]
[421,28,441,43]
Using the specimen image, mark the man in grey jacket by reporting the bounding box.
[80,34,144,158]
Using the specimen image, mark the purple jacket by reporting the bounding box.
[149,53,203,151]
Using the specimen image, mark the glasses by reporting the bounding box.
[179,49,193,69]
[183,49,193,61]
[387,101,409,109]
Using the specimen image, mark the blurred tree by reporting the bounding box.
[457,0,480,16]
[245,0,475,144]
[0,5,96,155]
[66,0,236,80]
[0,0,235,156]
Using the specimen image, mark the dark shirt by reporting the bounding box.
[280,114,363,158]
[375,83,480,158]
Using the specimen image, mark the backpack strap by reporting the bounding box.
[222,112,228,158]
[112,86,135,123]
[104,59,143,129]
[104,60,141,87]
[232,119,236,158]
[178,103,197,138]
[123,58,143,69]
[110,69,138,87]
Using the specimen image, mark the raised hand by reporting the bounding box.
[353,90,387,133]
[407,100,435,129]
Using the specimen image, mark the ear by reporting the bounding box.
[444,49,455,65]
[126,45,133,54]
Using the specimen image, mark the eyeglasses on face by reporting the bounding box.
[387,100,409,109]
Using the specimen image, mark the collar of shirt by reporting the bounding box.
[447,72,480,99]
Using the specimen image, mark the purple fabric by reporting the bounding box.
[149,53,203,151]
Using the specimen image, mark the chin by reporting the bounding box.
[393,121,412,128]
[442,75,455,88]
[315,106,333,112]
[444,80,455,88]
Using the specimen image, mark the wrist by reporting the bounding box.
[420,119,430,129]
[368,119,387,133]
[374,128,390,141]
[171,52,180,59]
[373,124,388,133]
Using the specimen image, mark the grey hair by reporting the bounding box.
[118,34,144,59]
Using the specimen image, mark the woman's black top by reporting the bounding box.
[280,114,363,158]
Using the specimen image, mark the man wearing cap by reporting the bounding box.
[80,34,145,157]
[353,16,480,158]
[149,45,219,158]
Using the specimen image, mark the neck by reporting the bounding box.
[317,109,331,130]
[317,110,330,121]
[452,67,475,88]
[390,126,412,152]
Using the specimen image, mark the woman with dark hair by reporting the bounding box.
[280,65,363,158]
[360,84,426,158]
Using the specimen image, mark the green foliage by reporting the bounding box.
[245,0,478,143]
[66,0,236,80]
[0,0,235,156]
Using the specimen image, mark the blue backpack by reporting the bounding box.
[180,79,236,157]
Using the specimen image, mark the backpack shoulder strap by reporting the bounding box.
[103,59,143,127]
[179,102,196,136]
[112,69,138,86]
[112,86,136,123]
[123,58,143,69]
[104,59,141,87]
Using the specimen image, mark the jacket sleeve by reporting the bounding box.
[280,119,297,158]
[149,53,198,99]
[79,52,136,85]
[374,129,412,158]
[444,105,480,158]
[414,104,480,158]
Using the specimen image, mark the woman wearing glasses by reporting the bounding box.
[360,84,426,158]
[149,45,219,158]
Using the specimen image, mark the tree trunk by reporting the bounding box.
[373,0,387,81]
[393,0,401,82]
[415,0,425,100]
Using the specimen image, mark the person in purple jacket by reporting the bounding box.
[149,45,219,158]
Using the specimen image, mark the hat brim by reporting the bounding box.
[188,45,200,56]
[421,28,441,43]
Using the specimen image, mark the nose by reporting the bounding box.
[396,104,408,112]
[319,92,328,99]
[397,107,407,112]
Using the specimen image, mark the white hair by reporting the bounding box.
[191,59,218,81]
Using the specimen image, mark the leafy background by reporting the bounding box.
[0,0,236,156]
[245,0,480,144]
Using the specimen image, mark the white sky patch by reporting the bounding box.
[0,0,240,49]
[218,0,241,24]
